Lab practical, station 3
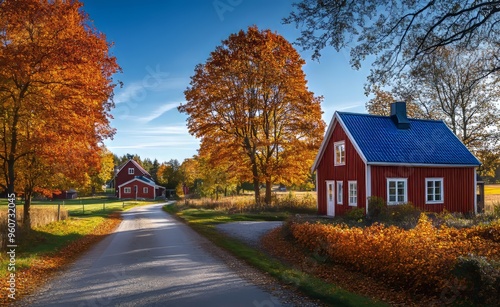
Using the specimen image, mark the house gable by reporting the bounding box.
[117,160,151,178]
[315,118,366,216]
[312,113,367,173]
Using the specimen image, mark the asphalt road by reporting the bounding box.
[21,203,283,307]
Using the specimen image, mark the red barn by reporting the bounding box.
[114,159,165,200]
[311,102,481,216]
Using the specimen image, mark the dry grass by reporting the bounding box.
[0,206,69,249]
[185,191,317,214]
[485,184,500,213]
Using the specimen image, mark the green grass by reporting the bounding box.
[0,198,157,216]
[163,203,385,306]
[0,215,107,277]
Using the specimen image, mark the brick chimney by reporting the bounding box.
[390,101,410,129]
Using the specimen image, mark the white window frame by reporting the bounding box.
[387,178,408,205]
[336,181,343,205]
[425,178,444,204]
[128,168,134,175]
[143,187,148,194]
[348,181,357,206]
[124,187,131,194]
[334,141,345,166]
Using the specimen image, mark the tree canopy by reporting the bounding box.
[366,46,500,179]
[179,26,325,204]
[0,0,120,227]
[285,0,500,91]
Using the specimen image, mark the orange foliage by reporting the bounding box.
[290,214,500,295]
[179,26,325,204]
[0,1,119,206]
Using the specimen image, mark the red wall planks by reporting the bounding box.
[370,166,475,213]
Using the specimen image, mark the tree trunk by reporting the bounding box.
[253,178,260,206]
[7,157,15,196]
[23,192,32,231]
[265,179,272,205]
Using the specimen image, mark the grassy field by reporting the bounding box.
[485,184,500,212]
[184,191,317,214]
[0,197,155,216]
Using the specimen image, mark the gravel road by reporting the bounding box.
[20,203,286,307]
[216,221,283,247]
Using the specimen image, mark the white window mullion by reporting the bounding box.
[348,181,357,206]
[425,178,444,204]
[387,178,407,205]
[334,141,345,166]
[336,181,343,205]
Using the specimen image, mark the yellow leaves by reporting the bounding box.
[289,215,500,295]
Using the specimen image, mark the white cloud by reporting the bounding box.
[120,102,182,123]
[114,82,144,104]
[113,76,189,105]
[125,125,189,135]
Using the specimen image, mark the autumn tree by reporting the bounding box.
[157,159,182,190]
[179,26,325,205]
[284,0,500,91]
[368,47,500,151]
[178,157,199,197]
[85,146,115,195]
[197,142,242,198]
[0,0,119,228]
[398,47,499,150]
[366,46,500,176]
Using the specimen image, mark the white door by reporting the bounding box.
[326,181,335,216]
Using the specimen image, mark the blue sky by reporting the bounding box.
[81,0,371,163]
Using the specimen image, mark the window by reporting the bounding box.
[387,178,407,204]
[124,187,131,194]
[327,183,334,202]
[128,168,134,175]
[426,178,443,204]
[348,181,357,206]
[334,141,345,165]
[143,187,148,194]
[336,181,343,204]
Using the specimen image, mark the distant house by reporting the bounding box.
[114,159,165,199]
[311,102,481,216]
[53,189,78,200]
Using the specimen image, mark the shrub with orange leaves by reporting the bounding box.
[289,214,500,296]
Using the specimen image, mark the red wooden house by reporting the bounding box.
[114,159,165,200]
[311,102,481,216]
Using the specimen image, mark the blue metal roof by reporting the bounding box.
[337,112,481,166]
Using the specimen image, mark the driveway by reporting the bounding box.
[20,203,284,307]
[216,221,283,247]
